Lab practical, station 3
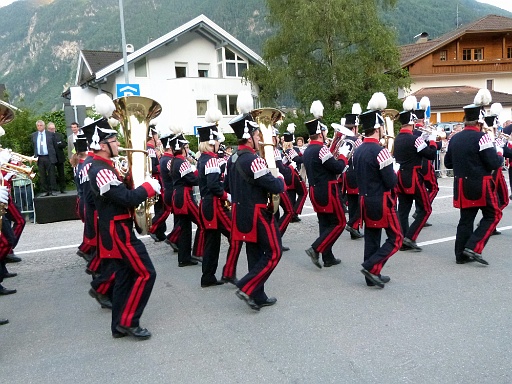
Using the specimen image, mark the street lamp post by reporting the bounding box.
[119,0,129,84]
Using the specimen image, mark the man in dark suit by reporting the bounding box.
[32,120,58,196]
[47,122,67,193]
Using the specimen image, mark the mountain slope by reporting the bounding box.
[0,0,510,113]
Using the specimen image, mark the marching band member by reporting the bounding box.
[169,129,204,267]
[394,96,438,251]
[88,119,160,339]
[282,124,307,223]
[444,89,503,265]
[225,91,285,311]
[303,100,351,269]
[413,96,439,226]
[337,104,364,239]
[353,92,402,288]
[196,117,233,287]
[148,124,169,242]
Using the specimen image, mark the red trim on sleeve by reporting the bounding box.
[141,182,156,198]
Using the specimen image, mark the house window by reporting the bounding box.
[198,63,209,78]
[175,62,187,78]
[196,100,208,116]
[439,50,447,61]
[462,48,483,61]
[216,47,249,78]
[507,47,512,59]
[217,95,238,115]
[486,79,494,91]
[134,57,147,77]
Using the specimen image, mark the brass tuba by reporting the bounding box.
[111,96,162,235]
[381,109,399,153]
[250,108,284,214]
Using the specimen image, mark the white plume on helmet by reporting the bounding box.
[236,90,253,114]
[367,92,387,111]
[310,100,324,119]
[287,123,296,134]
[157,122,172,139]
[403,95,417,112]
[419,96,430,110]
[205,108,223,124]
[490,102,503,116]
[169,123,183,137]
[108,117,119,127]
[94,94,116,118]
[351,103,362,115]
[83,117,94,126]
[474,88,492,106]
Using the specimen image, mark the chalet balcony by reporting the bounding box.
[432,59,512,74]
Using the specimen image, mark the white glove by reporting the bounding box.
[145,177,161,195]
[428,134,437,142]
[338,142,352,158]
[421,132,429,141]
[226,193,232,203]
[393,160,400,174]
[4,171,16,181]
[0,149,11,165]
[496,146,504,156]
[0,186,9,204]
[277,172,284,180]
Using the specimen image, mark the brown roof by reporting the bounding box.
[400,14,512,66]
[81,50,124,73]
[412,86,512,110]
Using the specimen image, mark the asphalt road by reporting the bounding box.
[1,177,511,384]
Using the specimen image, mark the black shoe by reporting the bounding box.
[305,247,322,269]
[178,260,198,267]
[149,233,165,242]
[88,288,112,309]
[282,246,290,252]
[402,237,422,252]
[164,239,179,252]
[463,248,489,265]
[400,244,412,251]
[0,318,8,325]
[115,325,151,339]
[5,254,21,263]
[346,225,363,239]
[291,215,301,223]
[221,276,239,285]
[235,289,260,311]
[255,297,277,308]
[324,258,341,267]
[423,222,432,227]
[76,250,93,262]
[201,280,225,288]
[456,258,476,265]
[491,229,501,236]
[4,272,17,278]
[0,286,16,295]
[191,255,203,263]
[60,190,67,194]
[366,275,390,286]
[361,269,385,288]
[112,331,127,339]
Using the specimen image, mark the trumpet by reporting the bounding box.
[1,162,36,180]
[497,131,511,141]
[9,152,38,165]
[416,126,447,141]
[381,109,399,152]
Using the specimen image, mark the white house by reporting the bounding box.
[63,15,264,134]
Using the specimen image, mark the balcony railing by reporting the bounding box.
[432,59,512,74]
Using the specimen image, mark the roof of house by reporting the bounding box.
[411,86,512,110]
[81,50,124,74]
[93,14,264,81]
[400,14,512,66]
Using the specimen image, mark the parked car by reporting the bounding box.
[436,122,462,135]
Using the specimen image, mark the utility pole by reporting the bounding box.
[119,0,129,84]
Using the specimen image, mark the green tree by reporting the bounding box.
[246,0,410,124]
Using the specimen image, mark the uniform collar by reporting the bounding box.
[238,144,255,153]
[310,140,324,146]
[363,138,380,144]
[464,125,480,132]
[399,128,413,134]
[93,154,114,167]
[176,154,185,160]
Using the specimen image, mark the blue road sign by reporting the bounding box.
[193,126,201,136]
[116,84,140,98]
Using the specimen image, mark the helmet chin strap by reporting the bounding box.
[105,140,115,158]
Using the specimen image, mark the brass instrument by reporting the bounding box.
[1,162,36,180]
[330,125,356,161]
[250,108,284,214]
[112,96,162,235]
[417,126,447,141]
[0,100,15,234]
[381,109,399,153]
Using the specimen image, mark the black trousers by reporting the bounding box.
[237,210,282,303]
[346,193,361,228]
[54,161,65,192]
[455,200,501,261]
[202,217,231,285]
[398,185,431,241]
[37,156,56,193]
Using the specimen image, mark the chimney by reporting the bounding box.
[414,32,429,44]
[126,44,134,53]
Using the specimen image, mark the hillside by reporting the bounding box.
[0,0,510,113]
